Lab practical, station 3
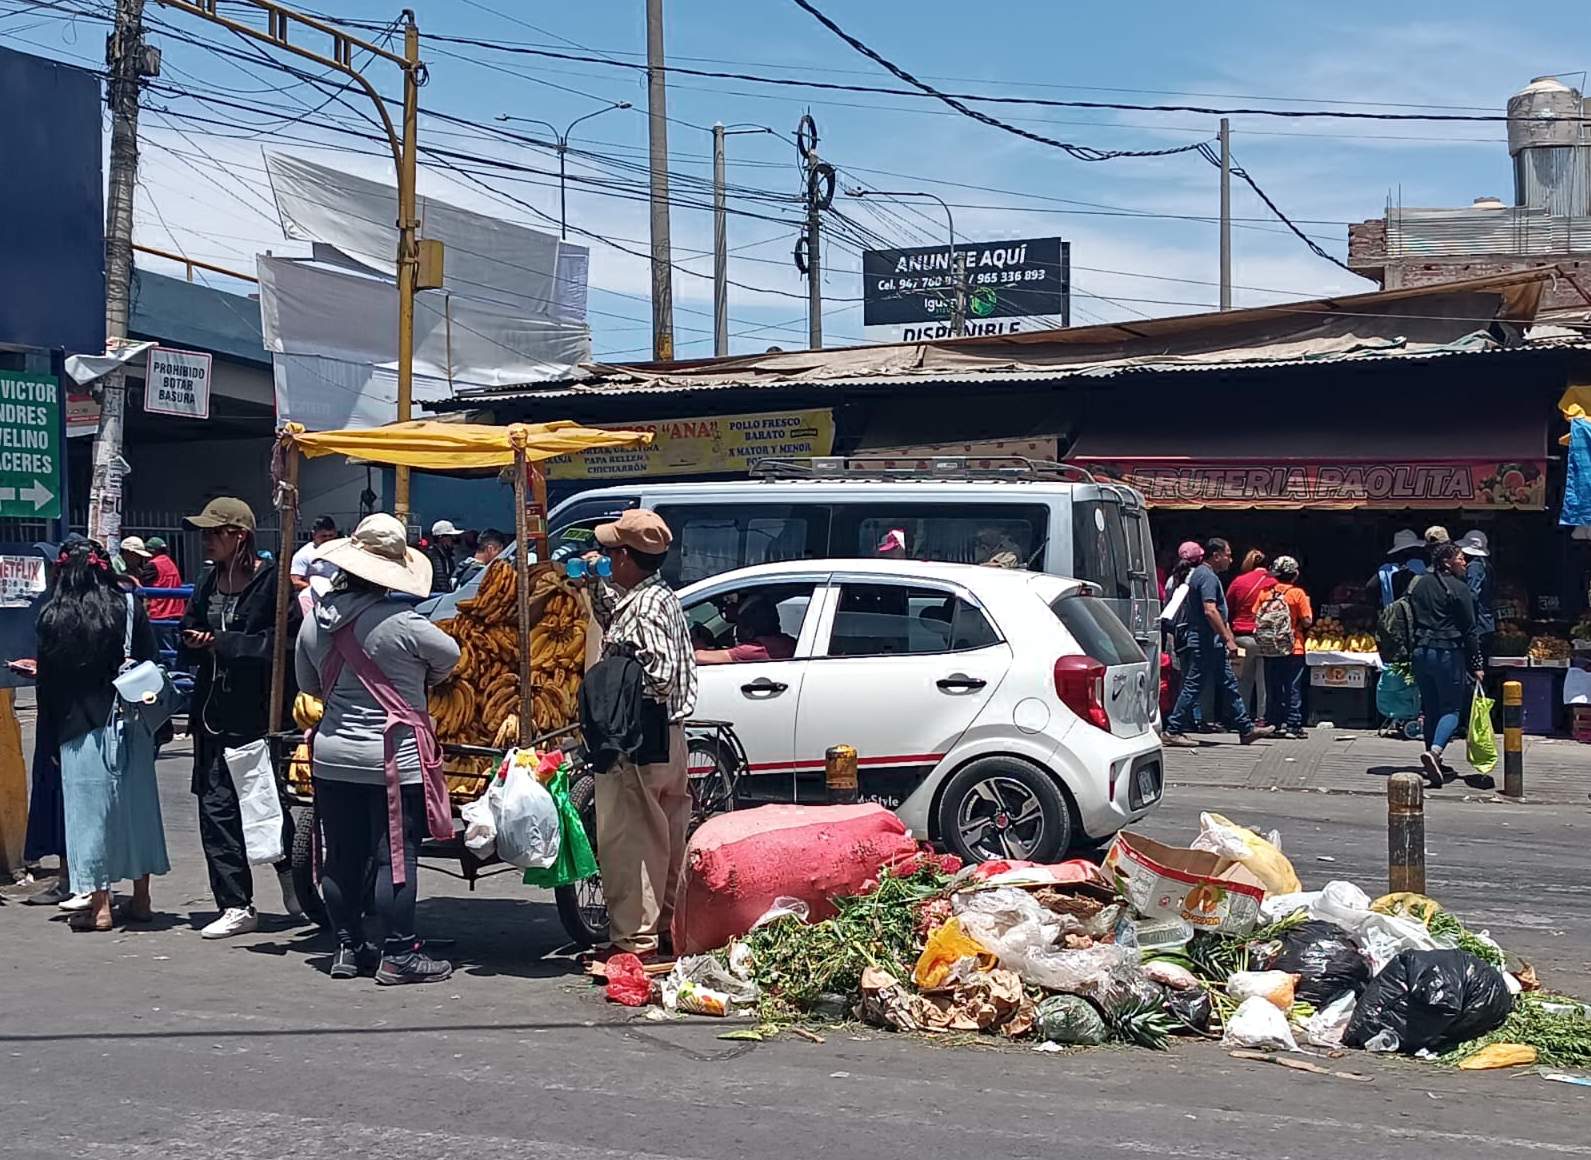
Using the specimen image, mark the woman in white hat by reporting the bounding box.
[294,514,460,985]
[1370,528,1429,608]
[1457,530,1495,660]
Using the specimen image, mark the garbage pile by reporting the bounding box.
[609,805,1591,1072]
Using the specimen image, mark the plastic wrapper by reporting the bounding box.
[604,953,652,1008]
[750,897,811,930]
[662,954,760,1015]
[1221,995,1298,1051]
[912,917,995,991]
[1036,994,1107,1046]
[1301,991,1358,1047]
[459,795,496,858]
[1143,960,1201,991]
[1226,970,1299,1011]
[1163,986,1214,1033]
[1253,920,1371,1005]
[1260,891,1321,924]
[1189,812,1301,895]
[1343,949,1514,1055]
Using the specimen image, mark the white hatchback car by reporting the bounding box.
[679,560,1163,862]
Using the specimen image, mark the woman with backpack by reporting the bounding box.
[1255,555,1312,739]
[1408,542,1485,788]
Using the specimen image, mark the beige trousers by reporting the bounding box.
[595,723,690,953]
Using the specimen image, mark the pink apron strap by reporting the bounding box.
[320,624,451,887]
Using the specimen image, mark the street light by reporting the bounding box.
[847,187,964,336]
[498,101,632,238]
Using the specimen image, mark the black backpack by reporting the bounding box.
[1376,574,1424,665]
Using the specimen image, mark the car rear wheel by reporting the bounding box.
[937,756,1074,864]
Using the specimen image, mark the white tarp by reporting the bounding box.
[264,151,586,320]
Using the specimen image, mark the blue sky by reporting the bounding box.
[2,0,1585,358]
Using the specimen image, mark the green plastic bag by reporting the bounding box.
[1467,682,1498,774]
[522,766,598,888]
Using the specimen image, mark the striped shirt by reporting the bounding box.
[590,572,698,722]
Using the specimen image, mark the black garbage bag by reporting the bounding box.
[1343,949,1513,1054]
[1254,920,1371,1006]
[1162,985,1213,1034]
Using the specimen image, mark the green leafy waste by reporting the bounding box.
[1426,911,1505,967]
[1442,994,1591,1068]
[743,864,949,1018]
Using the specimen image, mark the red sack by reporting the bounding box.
[670,803,919,956]
[604,953,652,1007]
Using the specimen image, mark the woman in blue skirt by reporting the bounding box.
[36,540,169,931]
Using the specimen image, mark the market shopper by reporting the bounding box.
[295,514,459,984]
[1371,528,1428,607]
[453,527,506,589]
[585,509,697,960]
[1162,538,1276,749]
[1409,542,1485,789]
[1258,556,1312,739]
[1226,548,1276,725]
[36,540,169,931]
[142,537,187,621]
[290,515,341,592]
[1458,530,1496,660]
[180,498,302,939]
[424,519,463,594]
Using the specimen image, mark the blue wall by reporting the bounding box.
[0,46,104,355]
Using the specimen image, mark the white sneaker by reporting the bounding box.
[201,907,258,939]
[277,869,306,920]
[58,892,95,912]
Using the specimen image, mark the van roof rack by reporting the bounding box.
[748,454,1099,485]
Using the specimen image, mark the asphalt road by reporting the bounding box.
[2,746,1589,1160]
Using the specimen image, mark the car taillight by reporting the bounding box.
[1054,655,1110,731]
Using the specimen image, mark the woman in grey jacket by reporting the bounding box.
[295,514,459,984]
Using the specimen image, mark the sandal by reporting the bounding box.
[68,910,115,932]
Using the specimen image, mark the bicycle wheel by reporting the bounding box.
[686,734,738,829]
[553,771,608,948]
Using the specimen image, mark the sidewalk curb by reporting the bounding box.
[1165,779,1580,807]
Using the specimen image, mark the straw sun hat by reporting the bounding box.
[315,513,433,598]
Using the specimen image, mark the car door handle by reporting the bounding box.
[936,673,987,691]
[740,677,788,696]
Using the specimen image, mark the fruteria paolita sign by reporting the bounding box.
[144,346,212,419]
[862,236,1069,342]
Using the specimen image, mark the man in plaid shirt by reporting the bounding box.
[587,509,697,959]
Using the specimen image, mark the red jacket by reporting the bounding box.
[145,553,186,621]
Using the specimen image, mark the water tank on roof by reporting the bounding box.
[1508,75,1591,215]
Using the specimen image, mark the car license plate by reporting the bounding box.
[1135,764,1161,806]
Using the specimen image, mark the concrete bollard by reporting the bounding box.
[1387,772,1426,895]
[1502,680,1524,799]
[825,744,859,805]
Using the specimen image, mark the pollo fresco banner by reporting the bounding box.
[543,408,835,480]
[1077,459,1546,510]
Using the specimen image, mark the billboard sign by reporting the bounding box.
[862,236,1068,342]
[0,370,62,518]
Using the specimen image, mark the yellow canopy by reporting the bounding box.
[279,419,651,470]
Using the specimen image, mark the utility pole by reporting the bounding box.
[1219,117,1232,311]
[797,113,830,350]
[712,122,728,356]
[645,0,674,361]
[846,187,959,335]
[87,0,153,547]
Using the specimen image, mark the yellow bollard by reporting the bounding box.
[1502,680,1524,799]
[825,744,858,805]
[0,688,28,879]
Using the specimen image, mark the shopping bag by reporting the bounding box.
[522,766,598,888]
[1467,682,1498,774]
[223,738,285,865]
[489,755,561,870]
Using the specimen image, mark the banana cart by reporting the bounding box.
[263,419,740,946]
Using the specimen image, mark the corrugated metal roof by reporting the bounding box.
[1387,205,1591,257]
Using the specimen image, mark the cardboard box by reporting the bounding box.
[1103,831,1267,937]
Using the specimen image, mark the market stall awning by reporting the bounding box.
[279,419,651,470]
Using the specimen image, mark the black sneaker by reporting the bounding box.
[1419,750,1445,789]
[375,945,454,986]
[329,944,380,979]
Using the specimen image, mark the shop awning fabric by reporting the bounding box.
[279,419,651,470]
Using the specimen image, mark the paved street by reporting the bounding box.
[2,735,1590,1160]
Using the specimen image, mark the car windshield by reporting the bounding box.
[1048,593,1144,665]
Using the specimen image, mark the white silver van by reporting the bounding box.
[543,458,1161,649]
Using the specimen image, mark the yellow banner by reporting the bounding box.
[544,408,835,480]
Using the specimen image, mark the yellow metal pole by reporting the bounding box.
[392,15,420,528]
[0,688,27,879]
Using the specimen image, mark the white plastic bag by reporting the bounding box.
[223,739,284,866]
[750,896,811,930]
[1221,995,1299,1051]
[1301,992,1358,1047]
[460,794,496,858]
[1357,913,1441,975]
[1260,891,1321,924]
[1308,880,1374,932]
[488,763,560,869]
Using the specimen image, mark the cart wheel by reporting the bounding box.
[289,803,327,929]
[686,734,738,830]
[1403,718,1424,741]
[554,771,608,949]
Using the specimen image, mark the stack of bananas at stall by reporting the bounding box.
[528,569,587,735]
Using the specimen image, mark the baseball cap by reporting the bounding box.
[1271,554,1300,576]
[877,528,907,553]
[185,497,257,531]
[595,509,672,555]
[119,535,151,558]
[1177,540,1205,564]
[431,519,462,537]
[1423,525,1451,545]
[144,535,167,551]
[1457,529,1490,558]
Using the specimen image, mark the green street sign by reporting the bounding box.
[0,370,62,519]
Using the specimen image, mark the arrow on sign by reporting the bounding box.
[0,480,55,511]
